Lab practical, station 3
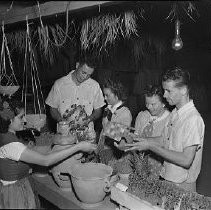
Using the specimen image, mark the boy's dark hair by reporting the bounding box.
[162,67,191,92]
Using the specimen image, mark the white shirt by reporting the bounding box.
[46,70,105,138]
[161,100,205,183]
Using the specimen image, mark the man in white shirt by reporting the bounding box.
[125,67,205,192]
[46,55,105,139]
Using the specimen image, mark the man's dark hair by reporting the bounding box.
[78,55,96,69]
[162,67,191,92]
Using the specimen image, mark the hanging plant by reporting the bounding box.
[22,16,46,131]
[0,21,19,97]
[35,1,72,65]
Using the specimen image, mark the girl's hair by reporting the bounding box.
[0,98,24,133]
[144,84,166,104]
[102,78,128,102]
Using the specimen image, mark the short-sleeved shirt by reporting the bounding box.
[161,100,205,184]
[0,139,27,185]
[46,70,105,136]
[134,109,170,137]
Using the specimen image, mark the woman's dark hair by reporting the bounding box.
[144,85,166,104]
[0,98,24,133]
[162,67,191,93]
[102,78,128,102]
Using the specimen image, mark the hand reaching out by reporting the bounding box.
[114,139,150,152]
[76,141,97,153]
[124,140,150,152]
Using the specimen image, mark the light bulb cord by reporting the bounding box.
[175,20,180,36]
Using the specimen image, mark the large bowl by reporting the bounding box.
[50,144,82,191]
[0,85,19,96]
[25,114,46,131]
[70,163,113,205]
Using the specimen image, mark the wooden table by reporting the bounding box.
[31,174,117,210]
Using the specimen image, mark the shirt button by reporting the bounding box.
[77,98,79,100]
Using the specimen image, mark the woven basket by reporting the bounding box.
[0,85,19,96]
[25,113,46,131]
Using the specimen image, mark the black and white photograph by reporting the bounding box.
[0,1,211,209]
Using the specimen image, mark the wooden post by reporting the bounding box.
[1,1,121,26]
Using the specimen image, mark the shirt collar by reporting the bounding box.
[69,70,90,86]
[149,110,169,123]
[107,101,123,113]
[173,100,194,117]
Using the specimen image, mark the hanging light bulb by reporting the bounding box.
[172,19,183,51]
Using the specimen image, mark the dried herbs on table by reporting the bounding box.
[127,152,211,210]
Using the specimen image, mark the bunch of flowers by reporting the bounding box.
[62,104,90,141]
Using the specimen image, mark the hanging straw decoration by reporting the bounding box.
[36,1,71,65]
[22,16,46,131]
[0,21,19,97]
[6,30,26,54]
[166,1,199,22]
[80,11,138,51]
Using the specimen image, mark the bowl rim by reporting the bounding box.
[70,163,113,180]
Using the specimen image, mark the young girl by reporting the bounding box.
[100,78,132,160]
[0,99,96,209]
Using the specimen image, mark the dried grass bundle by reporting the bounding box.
[6,30,26,53]
[80,11,138,50]
[124,11,137,37]
[37,25,57,65]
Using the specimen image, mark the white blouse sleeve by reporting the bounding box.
[134,111,150,135]
[0,142,27,161]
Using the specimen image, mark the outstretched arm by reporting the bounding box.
[125,139,197,169]
[20,141,97,167]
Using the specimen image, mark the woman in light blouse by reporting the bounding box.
[100,78,132,160]
[134,85,170,138]
[133,85,170,171]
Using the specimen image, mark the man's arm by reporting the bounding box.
[125,139,198,169]
[50,107,63,122]
[87,107,102,123]
[149,141,197,169]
